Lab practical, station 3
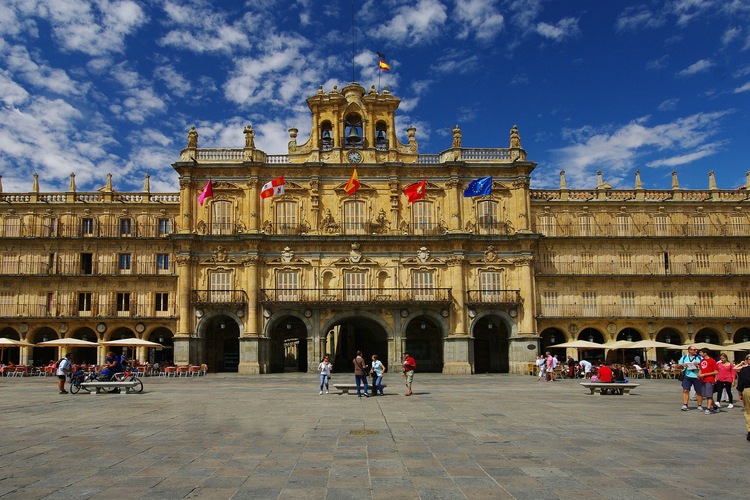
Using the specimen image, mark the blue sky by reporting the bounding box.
[1,0,749,194]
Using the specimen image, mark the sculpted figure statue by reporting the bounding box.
[243,125,255,148]
[187,126,198,148]
[452,125,462,148]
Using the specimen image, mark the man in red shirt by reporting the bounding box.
[698,349,719,414]
[597,363,613,383]
[402,352,416,396]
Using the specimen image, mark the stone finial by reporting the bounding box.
[244,124,255,148]
[635,170,642,189]
[509,125,521,149]
[671,171,679,189]
[0,175,3,193]
[746,171,750,189]
[407,125,417,144]
[187,126,198,148]
[452,125,462,148]
[143,174,151,193]
[708,170,717,190]
[32,173,39,193]
[596,170,611,189]
[104,173,113,192]
[68,173,76,192]
[317,85,325,94]
[559,170,567,189]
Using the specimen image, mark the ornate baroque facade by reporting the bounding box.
[2,82,749,373]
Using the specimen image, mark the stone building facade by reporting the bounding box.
[1,82,749,373]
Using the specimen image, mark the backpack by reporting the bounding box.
[55,358,64,368]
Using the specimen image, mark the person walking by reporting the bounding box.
[734,354,750,441]
[371,354,386,396]
[677,346,703,411]
[402,352,416,396]
[698,348,719,414]
[353,351,369,398]
[714,353,735,409]
[56,353,72,394]
[317,354,332,395]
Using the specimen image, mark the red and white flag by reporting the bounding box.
[260,176,285,199]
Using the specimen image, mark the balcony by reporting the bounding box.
[466,290,523,307]
[533,222,750,238]
[259,287,452,306]
[537,304,750,319]
[192,290,248,307]
[535,261,750,276]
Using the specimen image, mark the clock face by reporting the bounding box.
[347,150,362,163]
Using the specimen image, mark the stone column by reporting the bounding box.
[247,178,259,232]
[239,256,261,374]
[443,254,471,374]
[174,255,193,365]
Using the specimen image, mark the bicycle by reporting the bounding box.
[111,368,144,393]
[69,370,95,394]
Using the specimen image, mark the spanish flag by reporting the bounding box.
[404,179,426,203]
[345,168,360,195]
[377,51,390,71]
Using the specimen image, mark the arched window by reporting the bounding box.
[344,113,363,148]
[320,121,333,151]
[375,121,388,150]
[343,200,366,235]
[211,201,233,235]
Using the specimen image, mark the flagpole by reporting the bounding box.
[351,0,356,82]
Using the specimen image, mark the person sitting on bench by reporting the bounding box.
[597,362,614,394]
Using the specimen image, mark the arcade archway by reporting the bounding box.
[204,315,240,372]
[324,317,389,373]
[472,315,509,373]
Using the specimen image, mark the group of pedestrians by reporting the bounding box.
[676,346,750,441]
[316,351,417,397]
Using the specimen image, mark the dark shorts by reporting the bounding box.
[701,382,714,398]
[57,375,66,380]
[682,376,702,392]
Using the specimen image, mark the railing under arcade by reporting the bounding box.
[259,288,452,306]
[466,290,523,306]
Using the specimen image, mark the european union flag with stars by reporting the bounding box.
[463,176,492,197]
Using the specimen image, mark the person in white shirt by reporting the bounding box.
[56,353,72,394]
[536,355,546,381]
[579,359,593,378]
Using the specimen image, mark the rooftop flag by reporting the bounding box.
[404,179,426,203]
[260,176,285,199]
[377,51,390,71]
[463,176,493,197]
[198,180,213,206]
[345,168,361,195]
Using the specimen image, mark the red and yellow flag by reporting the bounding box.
[345,168,360,195]
[377,51,390,71]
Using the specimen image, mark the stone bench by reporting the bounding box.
[333,383,387,395]
[580,382,640,395]
[79,381,141,394]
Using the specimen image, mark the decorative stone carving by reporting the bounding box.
[452,125,462,148]
[281,246,293,263]
[187,126,198,148]
[350,243,362,263]
[417,247,429,263]
[262,220,273,234]
[196,220,207,235]
[484,245,497,262]
[243,124,255,148]
[371,209,390,234]
[321,209,339,233]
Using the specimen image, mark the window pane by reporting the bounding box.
[211,201,233,235]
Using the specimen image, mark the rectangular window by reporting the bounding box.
[620,291,636,316]
[155,292,169,315]
[1,254,17,274]
[118,253,131,273]
[211,201,233,235]
[157,218,171,236]
[540,215,556,236]
[734,252,749,272]
[654,215,669,236]
[156,254,170,273]
[412,202,435,235]
[46,292,54,316]
[81,218,94,236]
[692,215,707,236]
[739,291,750,307]
[275,201,298,234]
[731,216,746,236]
[616,215,632,236]
[477,201,499,234]
[579,215,593,237]
[3,218,20,237]
[539,252,557,273]
[582,291,597,316]
[412,270,435,300]
[659,291,674,316]
[343,201,366,235]
[117,292,131,315]
[78,292,92,316]
[43,217,58,237]
[541,291,558,316]
[276,271,299,301]
[80,253,93,275]
[119,218,132,237]
[344,271,367,301]
[580,253,595,273]
[480,271,503,301]
[0,291,16,316]
[619,253,633,273]
[695,253,710,270]
[209,272,232,303]
[697,291,714,307]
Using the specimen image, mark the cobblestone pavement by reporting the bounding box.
[0,373,748,499]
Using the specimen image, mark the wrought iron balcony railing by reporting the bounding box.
[466,290,523,306]
[259,287,452,306]
[192,290,248,306]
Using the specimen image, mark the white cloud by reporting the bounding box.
[453,0,504,42]
[110,64,167,123]
[535,17,580,42]
[3,43,82,96]
[734,81,750,93]
[369,0,447,45]
[677,59,714,77]
[657,98,679,111]
[0,72,30,106]
[552,111,732,188]
[722,27,742,46]
[159,0,252,54]
[615,5,665,32]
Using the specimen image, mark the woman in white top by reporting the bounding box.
[317,354,332,395]
[371,354,386,396]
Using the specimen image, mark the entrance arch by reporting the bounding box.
[269,316,308,373]
[405,316,443,373]
[202,315,240,372]
[323,316,389,373]
[472,315,510,373]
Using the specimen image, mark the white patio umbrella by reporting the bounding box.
[668,342,748,352]
[0,338,33,362]
[36,338,99,347]
[547,340,604,349]
[730,341,750,350]
[102,338,162,348]
[630,340,678,349]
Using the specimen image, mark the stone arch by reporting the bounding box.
[197,309,245,372]
[471,310,513,373]
[320,310,393,374]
